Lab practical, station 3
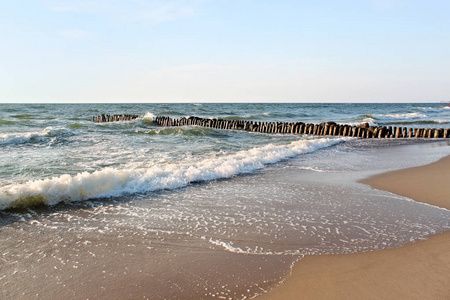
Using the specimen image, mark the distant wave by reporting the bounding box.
[224,112,271,120]
[0,119,17,125]
[386,120,449,125]
[67,122,87,129]
[10,114,34,120]
[219,112,307,120]
[416,105,449,111]
[352,111,441,126]
[378,112,427,119]
[0,127,74,147]
[0,137,349,209]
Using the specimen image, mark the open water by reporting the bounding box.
[1,103,449,299]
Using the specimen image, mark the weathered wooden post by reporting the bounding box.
[331,125,337,136]
[434,129,440,138]
[342,126,348,136]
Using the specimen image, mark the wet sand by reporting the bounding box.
[260,155,450,300]
[361,155,450,210]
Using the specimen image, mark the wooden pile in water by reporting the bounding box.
[154,116,450,139]
[92,114,139,123]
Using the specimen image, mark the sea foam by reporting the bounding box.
[140,112,156,125]
[0,137,349,209]
[378,112,427,119]
[0,127,74,146]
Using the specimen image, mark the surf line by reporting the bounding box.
[92,114,450,139]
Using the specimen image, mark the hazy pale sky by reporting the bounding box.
[1,0,449,103]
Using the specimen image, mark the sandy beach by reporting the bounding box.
[361,155,450,210]
[2,102,449,299]
[260,155,450,300]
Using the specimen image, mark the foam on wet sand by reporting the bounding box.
[260,155,450,300]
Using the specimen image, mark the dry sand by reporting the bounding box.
[260,155,450,300]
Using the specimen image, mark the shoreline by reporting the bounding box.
[259,155,450,300]
[360,155,450,210]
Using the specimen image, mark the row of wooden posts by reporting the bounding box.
[90,114,449,139]
[92,114,139,123]
[154,116,450,139]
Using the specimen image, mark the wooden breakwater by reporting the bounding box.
[92,114,139,123]
[154,115,450,139]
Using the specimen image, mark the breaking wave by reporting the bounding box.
[0,137,349,209]
[346,116,377,127]
[379,112,427,119]
[141,112,156,125]
[0,127,74,147]
[354,112,437,126]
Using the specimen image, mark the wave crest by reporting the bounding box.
[0,137,349,209]
[380,112,427,119]
[225,112,271,120]
[0,127,74,146]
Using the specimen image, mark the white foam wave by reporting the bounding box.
[0,137,349,209]
[241,112,271,118]
[208,238,304,256]
[417,106,438,111]
[416,106,450,114]
[43,127,74,137]
[378,112,427,119]
[297,167,343,173]
[0,127,73,146]
[140,112,156,124]
[345,118,377,127]
[142,112,156,121]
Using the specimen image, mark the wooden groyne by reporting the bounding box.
[154,115,450,139]
[92,114,139,123]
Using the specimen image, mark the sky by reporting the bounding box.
[0,0,449,103]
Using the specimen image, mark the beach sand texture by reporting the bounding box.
[261,155,450,300]
[361,155,450,210]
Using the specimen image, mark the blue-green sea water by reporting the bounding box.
[0,103,449,299]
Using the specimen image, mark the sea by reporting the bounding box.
[1,103,449,299]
